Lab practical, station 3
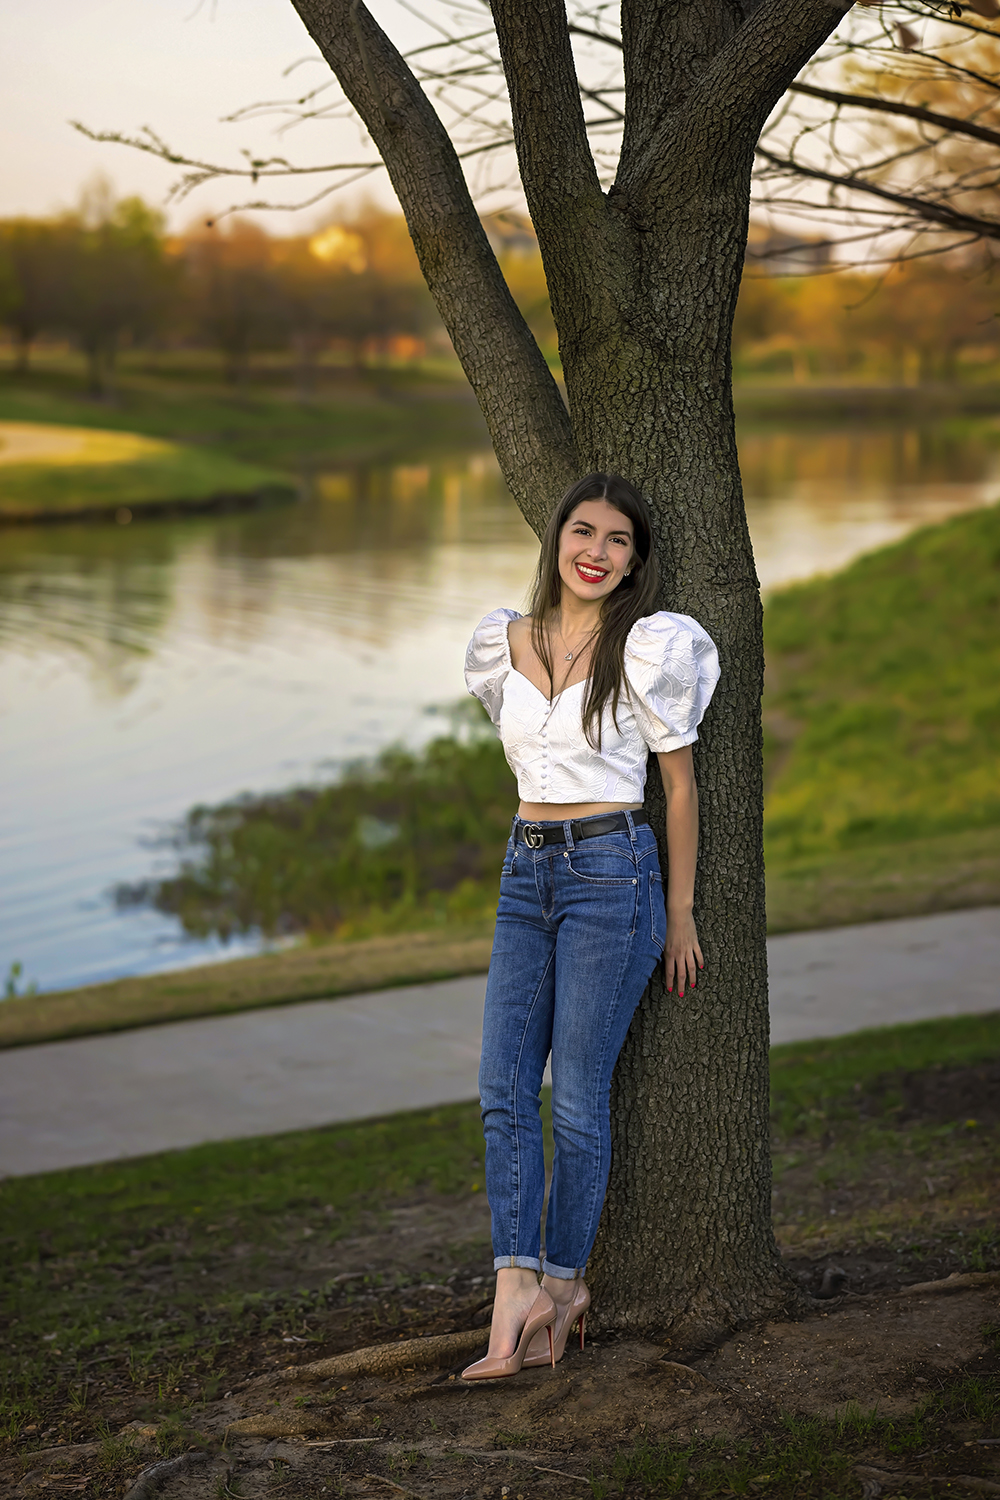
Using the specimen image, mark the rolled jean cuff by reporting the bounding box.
[493,1255,541,1273]
[542,1259,586,1281]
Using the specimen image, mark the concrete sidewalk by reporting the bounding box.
[1,906,996,1178]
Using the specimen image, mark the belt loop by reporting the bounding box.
[625,810,638,844]
[563,818,576,851]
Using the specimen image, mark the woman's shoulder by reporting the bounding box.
[625,610,717,664]
[473,606,524,633]
[466,608,524,666]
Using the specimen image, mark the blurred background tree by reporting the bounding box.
[0,218,73,374]
[58,182,175,397]
[181,218,286,387]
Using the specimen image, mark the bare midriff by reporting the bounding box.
[516,800,643,823]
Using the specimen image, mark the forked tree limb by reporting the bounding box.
[288,0,579,532]
[635,0,855,192]
[489,0,632,363]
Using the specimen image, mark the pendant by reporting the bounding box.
[564,651,573,661]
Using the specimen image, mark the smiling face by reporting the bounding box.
[557,498,636,606]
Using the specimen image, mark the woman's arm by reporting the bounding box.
[655,745,703,997]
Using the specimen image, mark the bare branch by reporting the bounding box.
[756,146,1000,242]
[70,122,381,202]
[788,80,1000,150]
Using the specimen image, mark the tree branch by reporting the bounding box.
[489,0,630,408]
[756,146,1000,242]
[788,79,1000,152]
[288,0,579,531]
[628,0,853,195]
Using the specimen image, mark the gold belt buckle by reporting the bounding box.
[523,823,545,850]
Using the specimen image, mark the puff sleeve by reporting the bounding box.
[464,608,522,728]
[624,612,720,754]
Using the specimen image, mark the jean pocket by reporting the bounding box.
[649,871,667,951]
[565,842,638,885]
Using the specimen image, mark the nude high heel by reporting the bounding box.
[522,1278,590,1368]
[461,1288,556,1381]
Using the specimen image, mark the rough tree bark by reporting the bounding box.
[289,0,851,1348]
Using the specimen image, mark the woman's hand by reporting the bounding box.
[664,911,704,997]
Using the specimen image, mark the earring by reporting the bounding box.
[625,569,632,577]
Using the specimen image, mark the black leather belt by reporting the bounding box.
[515,810,648,849]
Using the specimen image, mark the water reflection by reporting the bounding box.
[1,420,997,992]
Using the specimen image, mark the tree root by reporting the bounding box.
[281,1327,488,1383]
[856,1465,1000,1494]
[897,1270,1000,1296]
[121,1451,210,1500]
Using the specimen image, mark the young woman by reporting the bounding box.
[461,473,720,1380]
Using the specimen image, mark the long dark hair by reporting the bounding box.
[529,473,660,747]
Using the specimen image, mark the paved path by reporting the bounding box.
[1,907,996,1178]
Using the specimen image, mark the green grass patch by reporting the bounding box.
[769,1009,1000,1140]
[0,1097,491,1399]
[0,435,292,518]
[0,922,495,1049]
[590,1378,1000,1497]
[763,499,1000,863]
[765,824,1000,933]
[0,356,485,471]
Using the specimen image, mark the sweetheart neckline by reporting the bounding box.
[508,666,587,708]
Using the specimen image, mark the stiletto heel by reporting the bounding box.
[548,1323,555,1368]
[522,1278,591,1368]
[461,1289,557,1381]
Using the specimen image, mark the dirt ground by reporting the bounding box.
[7,1231,999,1500]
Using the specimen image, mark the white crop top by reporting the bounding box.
[464,609,720,805]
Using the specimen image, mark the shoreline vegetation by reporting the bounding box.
[1,497,997,1049]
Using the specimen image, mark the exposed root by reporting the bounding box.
[281,1327,488,1383]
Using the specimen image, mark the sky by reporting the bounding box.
[1,0,437,231]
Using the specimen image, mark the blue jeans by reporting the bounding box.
[479,811,666,1279]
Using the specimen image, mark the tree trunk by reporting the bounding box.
[288,0,851,1345]
[550,159,787,1346]
[13,328,32,375]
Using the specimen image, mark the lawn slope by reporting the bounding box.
[764,499,1000,862]
[0,419,294,521]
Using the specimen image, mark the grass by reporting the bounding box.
[763,498,1000,863]
[0,353,485,472]
[769,1008,1000,1140]
[0,1009,997,1494]
[0,921,495,1049]
[588,1377,1000,1497]
[765,823,1000,933]
[0,420,294,519]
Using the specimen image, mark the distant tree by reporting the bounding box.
[0,219,72,374]
[60,185,174,396]
[181,219,285,386]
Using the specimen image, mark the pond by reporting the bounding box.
[2,415,998,994]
